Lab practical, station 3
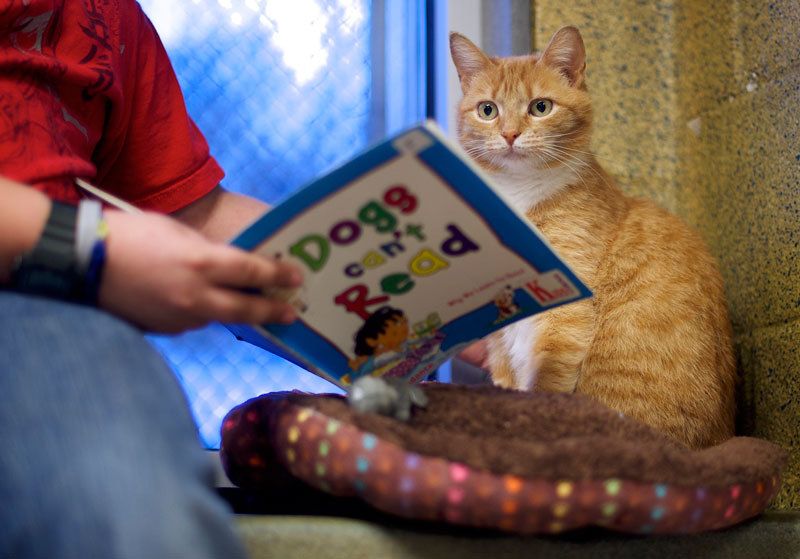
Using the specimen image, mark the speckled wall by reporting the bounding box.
[532,1,800,509]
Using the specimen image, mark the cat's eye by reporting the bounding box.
[477,102,498,120]
[529,99,553,117]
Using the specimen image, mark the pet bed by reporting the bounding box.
[220,383,786,535]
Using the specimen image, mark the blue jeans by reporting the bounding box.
[0,291,246,558]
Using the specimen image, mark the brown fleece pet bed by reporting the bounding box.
[220,383,787,535]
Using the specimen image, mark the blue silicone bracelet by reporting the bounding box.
[81,239,106,304]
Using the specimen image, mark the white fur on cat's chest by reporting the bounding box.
[488,166,578,390]
[500,315,544,390]
[488,165,579,211]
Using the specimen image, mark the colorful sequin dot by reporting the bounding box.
[605,479,622,496]
[450,463,469,483]
[446,507,463,522]
[556,481,573,498]
[655,485,668,499]
[400,476,415,492]
[356,456,370,473]
[297,409,312,422]
[447,486,465,504]
[318,440,330,457]
[504,476,523,494]
[326,420,340,435]
[362,434,377,451]
[553,502,569,518]
[651,506,665,520]
[288,426,300,443]
[502,500,518,515]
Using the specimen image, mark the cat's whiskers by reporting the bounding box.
[463,146,489,159]
[545,144,614,191]
[484,146,585,209]
[551,143,622,167]
[539,147,590,190]
[543,144,590,170]
[461,141,496,163]
[536,131,622,168]
[461,134,603,193]
[536,131,578,141]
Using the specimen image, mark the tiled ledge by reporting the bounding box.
[235,511,800,559]
[221,483,799,559]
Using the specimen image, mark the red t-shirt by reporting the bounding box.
[0,0,224,212]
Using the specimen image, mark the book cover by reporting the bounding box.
[226,121,592,388]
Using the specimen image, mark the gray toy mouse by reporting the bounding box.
[346,376,429,421]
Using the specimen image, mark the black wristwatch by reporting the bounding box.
[10,201,87,301]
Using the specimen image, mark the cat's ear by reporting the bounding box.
[540,26,587,88]
[450,32,493,92]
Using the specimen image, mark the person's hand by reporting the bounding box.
[98,210,303,333]
[456,339,490,370]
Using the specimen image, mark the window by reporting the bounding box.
[138,0,443,448]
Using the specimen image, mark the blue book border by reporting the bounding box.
[228,123,592,384]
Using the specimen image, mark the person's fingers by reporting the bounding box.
[456,339,489,370]
[201,246,303,289]
[202,287,298,325]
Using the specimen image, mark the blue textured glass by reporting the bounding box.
[138,0,425,448]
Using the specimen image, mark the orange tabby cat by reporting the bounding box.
[450,26,736,449]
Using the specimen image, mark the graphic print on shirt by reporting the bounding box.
[0,1,120,196]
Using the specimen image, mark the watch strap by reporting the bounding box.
[10,202,83,300]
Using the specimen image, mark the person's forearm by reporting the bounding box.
[0,177,52,283]
[171,185,270,242]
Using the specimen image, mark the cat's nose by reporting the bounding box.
[502,131,520,146]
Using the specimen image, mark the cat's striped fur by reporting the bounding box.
[450,26,736,449]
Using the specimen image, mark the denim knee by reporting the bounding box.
[0,292,245,558]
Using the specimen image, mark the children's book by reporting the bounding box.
[225,121,592,388]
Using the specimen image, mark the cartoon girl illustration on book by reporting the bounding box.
[346,306,445,383]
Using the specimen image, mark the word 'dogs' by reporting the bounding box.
[287,185,480,320]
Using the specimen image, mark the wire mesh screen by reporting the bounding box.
[138,0,423,448]
[140,0,372,200]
